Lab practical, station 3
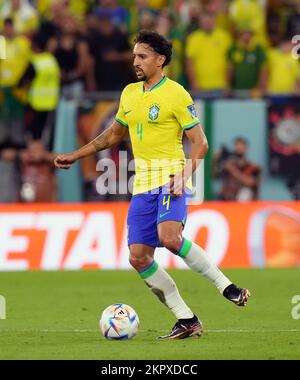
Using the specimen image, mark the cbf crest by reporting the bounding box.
[149,104,160,120]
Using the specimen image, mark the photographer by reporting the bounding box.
[213,137,261,201]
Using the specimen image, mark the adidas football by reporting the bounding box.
[99,303,140,340]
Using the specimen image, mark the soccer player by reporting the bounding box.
[54,31,251,340]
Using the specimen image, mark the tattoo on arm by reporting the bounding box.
[90,121,126,153]
[91,130,111,152]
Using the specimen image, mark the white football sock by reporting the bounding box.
[138,261,194,320]
[177,239,232,294]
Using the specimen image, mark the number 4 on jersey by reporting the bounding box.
[163,195,171,210]
[136,123,143,142]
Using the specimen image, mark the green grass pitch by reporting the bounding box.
[0,269,299,360]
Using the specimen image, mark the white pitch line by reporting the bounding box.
[0,329,300,333]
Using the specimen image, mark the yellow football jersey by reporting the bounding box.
[115,76,201,195]
[186,28,232,90]
[0,36,31,87]
[267,49,300,94]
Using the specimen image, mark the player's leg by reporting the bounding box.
[129,243,198,326]
[157,191,251,306]
[127,192,202,339]
[158,221,251,306]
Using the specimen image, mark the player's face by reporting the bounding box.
[133,43,165,81]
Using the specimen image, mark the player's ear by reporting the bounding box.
[157,54,166,67]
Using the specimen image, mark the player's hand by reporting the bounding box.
[166,174,186,198]
[54,153,77,169]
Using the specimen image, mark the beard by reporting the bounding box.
[135,69,146,81]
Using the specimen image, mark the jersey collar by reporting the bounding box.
[143,76,168,93]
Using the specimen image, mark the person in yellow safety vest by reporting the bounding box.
[19,33,60,146]
[0,17,30,149]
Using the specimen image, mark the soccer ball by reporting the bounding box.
[99,303,140,340]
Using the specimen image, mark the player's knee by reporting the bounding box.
[160,235,181,254]
[129,253,151,272]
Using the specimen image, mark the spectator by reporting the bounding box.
[128,0,157,36]
[176,0,202,35]
[94,0,129,31]
[87,15,134,92]
[19,33,60,148]
[286,1,300,39]
[49,14,96,95]
[213,137,261,201]
[206,0,231,33]
[148,0,168,10]
[36,0,91,24]
[35,0,65,19]
[0,146,21,202]
[37,0,69,44]
[20,140,57,202]
[227,24,267,97]
[266,6,283,47]
[0,17,30,202]
[267,38,300,96]
[64,0,91,24]
[0,18,29,149]
[185,11,231,96]
[137,8,157,31]
[156,9,186,85]
[0,0,39,36]
[229,0,268,47]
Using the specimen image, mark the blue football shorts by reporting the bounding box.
[127,186,191,248]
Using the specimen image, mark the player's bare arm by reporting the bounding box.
[184,124,209,176]
[168,125,208,197]
[54,120,127,169]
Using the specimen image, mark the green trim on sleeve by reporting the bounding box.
[182,120,200,130]
[115,118,128,127]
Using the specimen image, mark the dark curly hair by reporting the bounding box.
[134,30,172,68]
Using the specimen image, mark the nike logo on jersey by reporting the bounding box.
[159,211,171,218]
[124,110,132,115]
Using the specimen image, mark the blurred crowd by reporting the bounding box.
[0,0,300,203]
